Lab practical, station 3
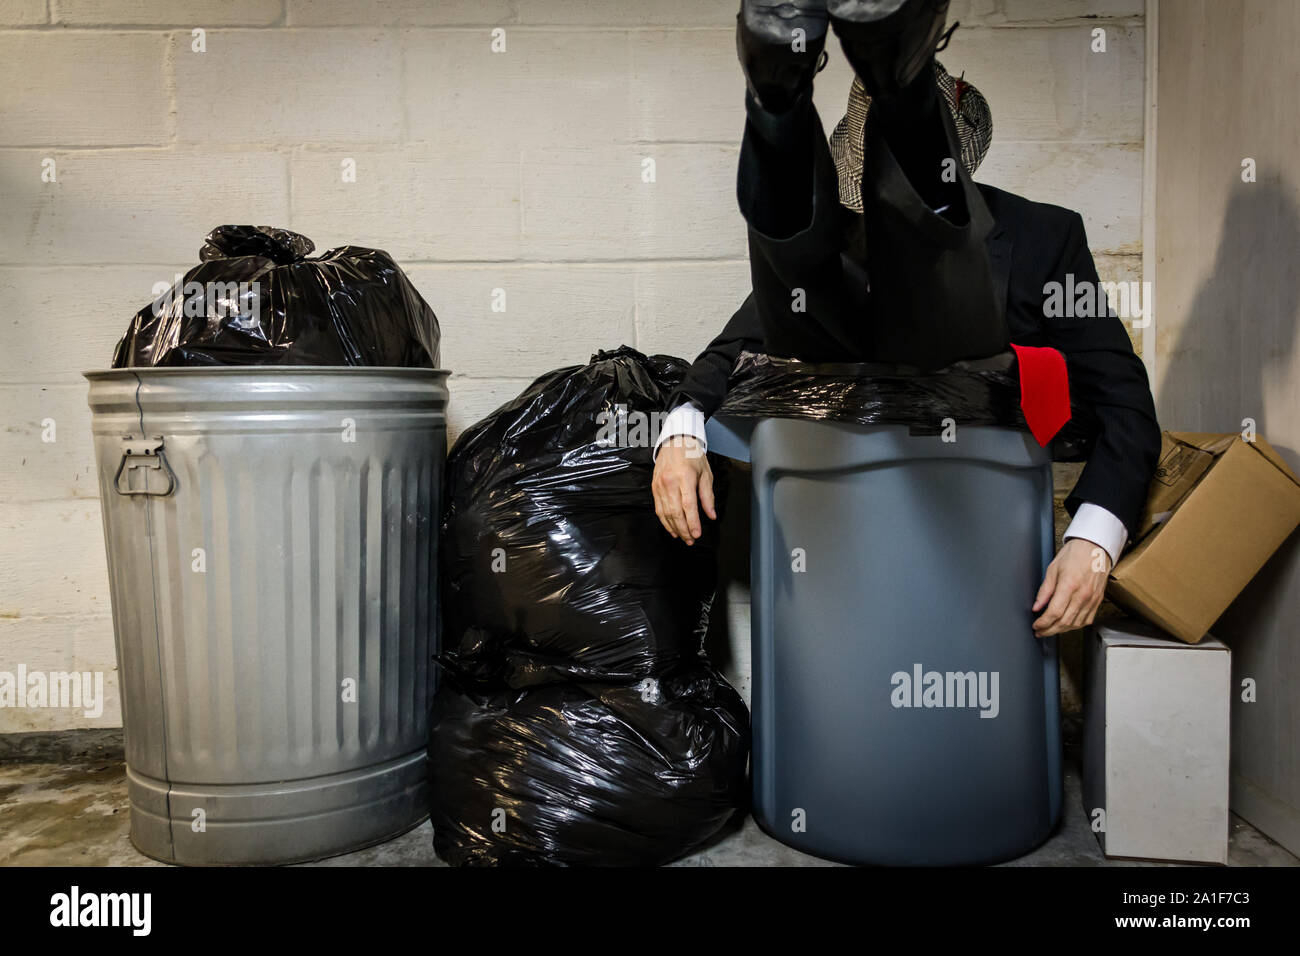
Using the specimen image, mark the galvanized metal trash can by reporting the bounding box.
[743,419,1063,865]
[85,367,448,865]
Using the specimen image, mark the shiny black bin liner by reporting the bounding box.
[715,350,1097,461]
[112,225,440,368]
[440,346,729,687]
[427,663,750,867]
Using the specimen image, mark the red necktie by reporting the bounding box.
[1010,344,1070,447]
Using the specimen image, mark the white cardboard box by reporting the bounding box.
[1082,617,1231,864]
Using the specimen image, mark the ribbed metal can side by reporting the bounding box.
[85,367,447,864]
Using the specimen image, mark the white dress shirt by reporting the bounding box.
[654,401,1128,567]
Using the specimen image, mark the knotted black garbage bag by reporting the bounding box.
[441,346,728,687]
[428,663,750,866]
[112,225,440,368]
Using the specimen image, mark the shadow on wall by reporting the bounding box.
[1157,173,1300,817]
[1155,167,1300,680]
[1156,175,1300,441]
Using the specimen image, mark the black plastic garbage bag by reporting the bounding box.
[715,350,1098,461]
[441,346,728,687]
[112,225,440,368]
[427,664,750,866]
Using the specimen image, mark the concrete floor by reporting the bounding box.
[1,727,1296,867]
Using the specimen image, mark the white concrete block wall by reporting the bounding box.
[0,0,1144,730]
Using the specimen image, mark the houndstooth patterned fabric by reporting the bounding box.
[829,59,992,213]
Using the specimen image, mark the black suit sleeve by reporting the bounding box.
[1043,213,1161,539]
[665,292,764,418]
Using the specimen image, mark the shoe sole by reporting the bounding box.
[827,0,939,33]
[741,3,831,46]
[828,0,947,92]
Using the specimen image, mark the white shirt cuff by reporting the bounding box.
[1063,502,1128,569]
[653,402,707,459]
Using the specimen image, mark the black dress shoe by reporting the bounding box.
[736,1,830,113]
[828,0,950,100]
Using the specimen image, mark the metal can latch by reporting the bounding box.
[114,436,176,497]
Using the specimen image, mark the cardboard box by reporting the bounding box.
[1083,617,1231,864]
[1107,432,1300,643]
[1132,432,1216,540]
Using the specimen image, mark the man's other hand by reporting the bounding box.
[1032,537,1112,637]
[652,437,715,545]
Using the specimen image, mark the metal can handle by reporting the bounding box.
[113,436,176,497]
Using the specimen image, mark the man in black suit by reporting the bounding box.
[651,0,1161,638]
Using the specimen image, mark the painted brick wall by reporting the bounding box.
[0,0,1144,729]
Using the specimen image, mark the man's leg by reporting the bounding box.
[739,90,874,362]
[832,0,1009,368]
[735,1,870,362]
[736,0,1008,368]
[858,71,1009,367]
[735,0,830,240]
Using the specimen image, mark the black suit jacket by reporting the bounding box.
[668,183,1161,540]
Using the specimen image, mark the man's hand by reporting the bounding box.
[1032,537,1112,637]
[651,437,715,545]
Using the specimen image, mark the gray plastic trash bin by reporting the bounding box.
[737,417,1062,865]
[85,367,448,865]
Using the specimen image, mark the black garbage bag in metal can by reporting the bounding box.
[112,225,440,368]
